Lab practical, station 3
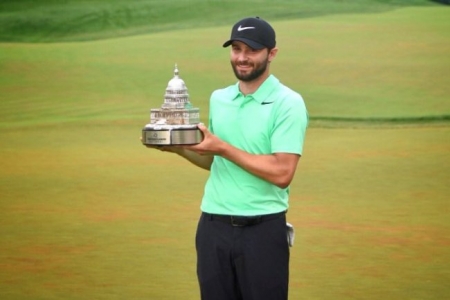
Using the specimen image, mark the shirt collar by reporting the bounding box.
[231,75,279,104]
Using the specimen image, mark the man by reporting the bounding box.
[148,17,308,300]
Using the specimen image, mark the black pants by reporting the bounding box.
[196,212,289,300]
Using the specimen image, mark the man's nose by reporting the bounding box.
[237,52,249,62]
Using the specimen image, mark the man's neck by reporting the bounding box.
[239,73,270,96]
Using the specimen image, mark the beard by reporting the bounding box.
[231,57,269,82]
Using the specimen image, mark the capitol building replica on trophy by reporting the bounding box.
[142,65,203,145]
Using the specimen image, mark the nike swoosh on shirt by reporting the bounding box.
[237,25,256,31]
[261,102,274,105]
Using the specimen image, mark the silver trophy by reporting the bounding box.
[142,64,203,145]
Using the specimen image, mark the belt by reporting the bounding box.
[203,211,286,227]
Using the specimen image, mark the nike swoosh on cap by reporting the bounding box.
[237,25,256,31]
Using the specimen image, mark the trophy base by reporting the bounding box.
[142,124,203,145]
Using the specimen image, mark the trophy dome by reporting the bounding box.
[163,64,189,108]
[166,64,187,90]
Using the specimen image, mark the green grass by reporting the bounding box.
[291,127,450,299]
[0,0,439,43]
[1,6,449,128]
[1,124,449,299]
[1,1,450,299]
[276,7,450,120]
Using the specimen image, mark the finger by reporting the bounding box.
[197,124,209,136]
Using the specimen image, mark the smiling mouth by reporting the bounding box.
[237,64,252,70]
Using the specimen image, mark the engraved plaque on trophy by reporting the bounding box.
[142,64,203,145]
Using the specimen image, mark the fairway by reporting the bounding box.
[1,2,449,300]
[1,124,449,299]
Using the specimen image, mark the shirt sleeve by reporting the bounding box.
[270,93,308,155]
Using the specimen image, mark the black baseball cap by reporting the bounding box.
[223,17,276,50]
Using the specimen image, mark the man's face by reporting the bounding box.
[230,41,270,82]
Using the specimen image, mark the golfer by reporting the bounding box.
[148,17,308,300]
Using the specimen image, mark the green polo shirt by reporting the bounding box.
[201,75,308,216]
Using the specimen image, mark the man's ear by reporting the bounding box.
[268,47,278,62]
